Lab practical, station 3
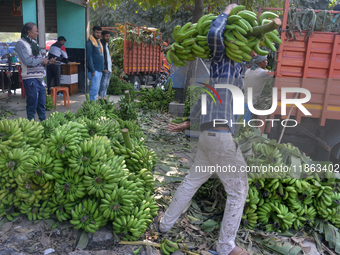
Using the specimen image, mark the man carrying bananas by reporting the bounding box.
[159,4,255,255]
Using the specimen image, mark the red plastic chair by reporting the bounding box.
[51,87,70,109]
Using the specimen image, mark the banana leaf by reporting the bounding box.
[75,230,89,250]
[252,235,303,255]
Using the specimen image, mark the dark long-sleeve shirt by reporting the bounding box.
[188,13,244,135]
[86,39,104,73]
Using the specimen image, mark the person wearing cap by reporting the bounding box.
[243,55,273,122]
[47,36,69,95]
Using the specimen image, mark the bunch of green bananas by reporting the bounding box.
[25,145,63,183]
[111,140,157,173]
[245,186,260,210]
[70,198,108,233]
[0,203,20,221]
[0,184,18,206]
[64,110,76,121]
[0,145,33,179]
[98,96,115,111]
[271,202,296,231]
[40,117,61,139]
[54,168,86,202]
[46,122,86,159]
[100,118,121,141]
[76,98,106,120]
[117,119,145,142]
[68,136,115,175]
[160,239,179,255]
[112,193,156,241]
[136,168,155,193]
[82,164,121,198]
[171,117,188,124]
[48,194,79,222]
[223,7,282,62]
[17,118,44,148]
[79,117,109,137]
[100,185,136,220]
[0,119,24,147]
[242,205,258,229]
[15,173,43,205]
[167,6,282,67]
[20,200,51,221]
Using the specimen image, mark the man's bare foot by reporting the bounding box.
[228,246,249,255]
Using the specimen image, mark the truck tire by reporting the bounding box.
[133,76,141,91]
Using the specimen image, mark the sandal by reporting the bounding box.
[154,212,165,233]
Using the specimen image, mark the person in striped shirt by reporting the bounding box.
[157,4,254,255]
[47,36,69,95]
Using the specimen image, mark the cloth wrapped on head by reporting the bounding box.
[249,55,267,70]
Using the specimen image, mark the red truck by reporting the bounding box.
[259,0,340,163]
[103,23,170,90]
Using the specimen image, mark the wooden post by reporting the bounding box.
[37,0,45,49]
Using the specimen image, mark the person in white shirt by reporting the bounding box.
[243,55,273,122]
[98,30,112,100]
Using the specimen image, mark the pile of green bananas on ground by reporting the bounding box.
[167,5,282,66]
[0,110,159,240]
[136,86,175,112]
[196,129,340,232]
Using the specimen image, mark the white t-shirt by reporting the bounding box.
[106,43,112,72]
[243,68,272,105]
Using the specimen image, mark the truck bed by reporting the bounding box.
[270,29,340,126]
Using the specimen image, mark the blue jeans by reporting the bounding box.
[88,71,103,101]
[99,71,111,98]
[23,78,46,121]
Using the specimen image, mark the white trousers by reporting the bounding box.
[159,130,249,255]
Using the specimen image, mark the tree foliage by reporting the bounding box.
[290,0,337,10]
[90,0,225,22]
[90,0,193,42]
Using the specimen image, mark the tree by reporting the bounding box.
[90,0,193,43]
[90,0,225,22]
[90,0,228,102]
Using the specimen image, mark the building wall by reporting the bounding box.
[57,1,85,49]
[57,0,86,93]
[0,0,24,32]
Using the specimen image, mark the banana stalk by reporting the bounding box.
[246,18,282,36]
[121,128,133,150]
[124,90,131,104]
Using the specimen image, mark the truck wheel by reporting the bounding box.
[133,76,141,91]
